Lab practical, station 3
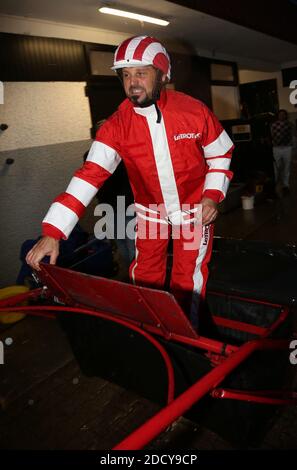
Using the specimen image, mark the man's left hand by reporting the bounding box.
[201,197,218,225]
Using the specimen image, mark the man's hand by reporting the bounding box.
[25,236,60,271]
[201,197,218,226]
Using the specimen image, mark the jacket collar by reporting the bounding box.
[132,89,167,118]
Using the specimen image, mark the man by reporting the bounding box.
[271,109,294,195]
[26,36,234,327]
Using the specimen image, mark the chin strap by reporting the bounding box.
[154,103,162,123]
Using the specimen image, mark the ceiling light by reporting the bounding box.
[98,7,169,26]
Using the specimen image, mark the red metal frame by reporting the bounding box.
[208,289,286,309]
[0,264,296,451]
[0,302,175,405]
[113,336,294,450]
[211,388,297,405]
[212,315,267,336]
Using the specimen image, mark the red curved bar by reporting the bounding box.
[0,304,175,405]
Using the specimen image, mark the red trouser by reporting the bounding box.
[129,217,214,328]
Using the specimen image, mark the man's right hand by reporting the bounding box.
[25,236,60,271]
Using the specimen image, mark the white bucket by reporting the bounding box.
[241,195,255,210]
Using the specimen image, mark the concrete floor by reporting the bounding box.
[1,159,297,451]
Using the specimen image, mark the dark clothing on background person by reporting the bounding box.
[271,120,293,147]
[97,162,135,268]
[98,161,134,208]
[83,150,134,207]
[271,116,294,189]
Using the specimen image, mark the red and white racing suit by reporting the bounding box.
[42,89,234,325]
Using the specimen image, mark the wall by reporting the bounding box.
[239,69,296,113]
[1,82,91,150]
[0,140,92,287]
[0,14,190,55]
[211,85,240,120]
[0,14,127,47]
[0,82,93,287]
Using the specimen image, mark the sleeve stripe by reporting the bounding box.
[203,130,233,158]
[205,157,232,171]
[42,202,79,239]
[54,193,86,218]
[87,140,121,174]
[203,172,231,197]
[65,176,98,207]
[74,161,112,189]
[206,169,233,177]
[42,223,66,240]
[203,189,225,204]
[205,155,232,161]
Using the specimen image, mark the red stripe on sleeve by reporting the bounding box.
[207,169,233,179]
[74,161,112,189]
[205,155,232,161]
[54,193,86,218]
[202,189,225,204]
[42,223,66,240]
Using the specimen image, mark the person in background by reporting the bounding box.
[271,109,295,196]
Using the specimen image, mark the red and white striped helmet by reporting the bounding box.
[112,35,171,80]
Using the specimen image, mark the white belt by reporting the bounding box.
[135,203,201,226]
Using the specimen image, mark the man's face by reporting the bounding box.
[122,65,166,105]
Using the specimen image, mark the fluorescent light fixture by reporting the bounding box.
[99,7,169,26]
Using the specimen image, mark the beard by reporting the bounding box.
[129,88,151,106]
